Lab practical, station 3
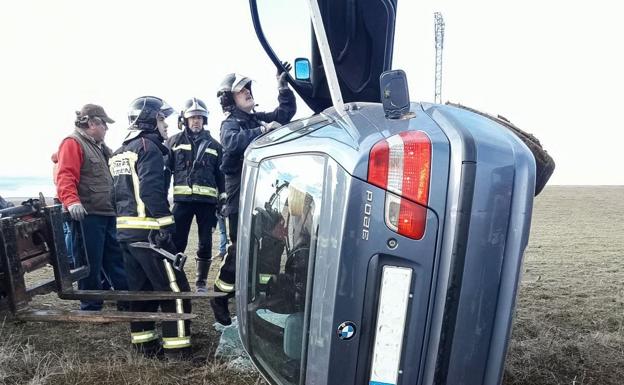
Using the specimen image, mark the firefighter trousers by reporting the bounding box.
[172,202,217,261]
[214,214,237,294]
[120,242,192,351]
[211,214,237,325]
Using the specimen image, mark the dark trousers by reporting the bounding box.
[73,215,129,310]
[229,213,238,243]
[214,214,238,294]
[120,242,192,350]
[172,202,216,261]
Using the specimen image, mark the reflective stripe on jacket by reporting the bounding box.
[165,129,224,204]
[110,131,175,241]
[172,185,218,197]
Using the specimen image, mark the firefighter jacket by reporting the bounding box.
[220,88,296,215]
[109,131,175,242]
[165,129,225,204]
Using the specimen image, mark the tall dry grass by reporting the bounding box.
[0,319,265,385]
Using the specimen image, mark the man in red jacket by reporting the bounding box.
[56,104,129,311]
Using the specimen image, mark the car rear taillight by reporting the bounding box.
[368,131,431,239]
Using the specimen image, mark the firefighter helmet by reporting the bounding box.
[127,96,174,131]
[217,73,253,112]
[182,97,209,126]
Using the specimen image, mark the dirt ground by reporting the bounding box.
[1,186,622,385]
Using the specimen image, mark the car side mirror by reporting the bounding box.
[379,69,411,119]
[294,58,311,81]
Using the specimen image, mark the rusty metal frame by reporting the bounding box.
[1,200,222,323]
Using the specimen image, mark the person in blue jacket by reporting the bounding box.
[212,64,296,325]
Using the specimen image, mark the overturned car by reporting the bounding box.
[235,1,554,385]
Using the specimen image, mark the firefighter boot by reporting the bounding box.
[210,295,232,326]
[211,244,235,325]
[195,258,211,293]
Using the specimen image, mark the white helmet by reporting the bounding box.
[182,97,209,126]
[218,73,253,94]
[217,73,253,112]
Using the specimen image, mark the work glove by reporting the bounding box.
[150,229,178,255]
[68,203,87,221]
[217,193,227,219]
[260,121,282,134]
[276,61,292,90]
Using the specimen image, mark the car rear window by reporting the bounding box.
[246,154,325,385]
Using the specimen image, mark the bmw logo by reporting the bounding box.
[337,321,356,340]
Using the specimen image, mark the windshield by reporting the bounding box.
[247,154,326,385]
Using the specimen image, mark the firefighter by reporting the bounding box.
[165,98,225,293]
[110,96,192,359]
[213,63,296,325]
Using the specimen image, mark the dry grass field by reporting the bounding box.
[1,186,622,385]
[504,186,624,384]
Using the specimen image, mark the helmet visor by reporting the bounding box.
[232,75,253,93]
[159,100,174,119]
[157,101,179,130]
[127,97,176,130]
[163,110,180,128]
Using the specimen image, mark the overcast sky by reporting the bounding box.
[0,0,622,186]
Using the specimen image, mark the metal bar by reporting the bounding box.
[434,12,445,104]
[68,266,89,281]
[26,279,57,298]
[18,246,48,262]
[130,242,187,271]
[45,205,78,292]
[15,309,196,323]
[0,204,37,219]
[0,217,29,312]
[21,253,50,272]
[306,0,345,113]
[58,289,227,301]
